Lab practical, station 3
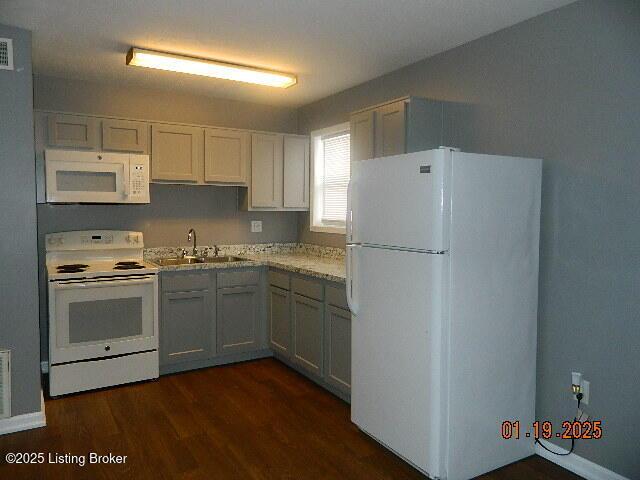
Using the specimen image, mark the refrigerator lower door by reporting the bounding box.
[350,149,448,251]
[351,246,444,477]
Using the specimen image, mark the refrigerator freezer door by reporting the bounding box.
[351,246,444,477]
[350,149,448,251]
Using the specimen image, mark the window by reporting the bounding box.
[310,123,350,234]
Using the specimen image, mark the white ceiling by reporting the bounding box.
[1,0,573,107]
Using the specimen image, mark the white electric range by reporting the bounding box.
[46,230,159,397]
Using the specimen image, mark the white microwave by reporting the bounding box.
[45,149,150,204]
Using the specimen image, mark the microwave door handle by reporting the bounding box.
[122,162,130,198]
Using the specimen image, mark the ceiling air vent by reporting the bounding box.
[0,38,14,71]
[0,349,10,419]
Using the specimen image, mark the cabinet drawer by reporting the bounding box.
[218,270,260,288]
[325,284,349,310]
[291,276,323,301]
[162,272,210,292]
[268,270,290,290]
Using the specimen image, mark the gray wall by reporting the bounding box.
[0,25,41,416]
[34,75,299,133]
[298,1,640,477]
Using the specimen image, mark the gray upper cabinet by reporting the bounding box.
[283,135,310,209]
[324,305,351,395]
[217,285,260,355]
[374,100,406,158]
[242,133,310,211]
[291,293,324,378]
[102,119,149,153]
[250,133,284,208]
[151,123,203,182]
[160,272,213,366]
[349,110,375,162]
[268,285,291,357]
[349,97,445,163]
[48,114,99,149]
[204,128,249,185]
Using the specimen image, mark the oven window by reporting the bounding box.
[68,297,143,343]
[56,171,117,192]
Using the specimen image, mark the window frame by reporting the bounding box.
[310,122,351,234]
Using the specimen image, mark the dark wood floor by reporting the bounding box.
[0,358,581,479]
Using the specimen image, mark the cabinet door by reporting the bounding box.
[324,305,351,395]
[102,119,149,153]
[48,114,99,149]
[204,128,249,185]
[251,133,283,207]
[268,285,291,357]
[161,289,212,365]
[151,123,203,182]
[217,286,259,355]
[283,136,310,209]
[349,110,374,162]
[292,293,324,377]
[374,100,406,158]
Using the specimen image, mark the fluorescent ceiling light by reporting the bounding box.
[126,48,297,88]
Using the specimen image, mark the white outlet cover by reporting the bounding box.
[581,380,590,405]
[251,220,262,233]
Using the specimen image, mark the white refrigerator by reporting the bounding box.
[347,148,541,480]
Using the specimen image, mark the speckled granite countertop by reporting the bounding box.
[145,243,346,283]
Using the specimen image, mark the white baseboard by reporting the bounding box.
[0,390,46,436]
[535,440,630,480]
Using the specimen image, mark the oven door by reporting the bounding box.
[49,275,158,364]
[45,151,129,203]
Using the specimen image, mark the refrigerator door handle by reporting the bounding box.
[346,176,355,243]
[346,244,359,314]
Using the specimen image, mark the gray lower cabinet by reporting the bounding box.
[217,285,260,355]
[324,305,351,395]
[268,285,291,357]
[161,273,213,366]
[291,293,324,377]
[267,269,350,398]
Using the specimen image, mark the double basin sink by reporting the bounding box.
[153,256,246,266]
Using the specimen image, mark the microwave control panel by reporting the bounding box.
[128,155,150,203]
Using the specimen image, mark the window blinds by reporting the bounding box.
[321,133,350,224]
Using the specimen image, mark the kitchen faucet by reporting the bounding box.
[187,228,198,257]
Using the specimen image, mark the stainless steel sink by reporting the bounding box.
[152,256,245,266]
[199,256,245,264]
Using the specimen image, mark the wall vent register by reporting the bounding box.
[0,349,10,419]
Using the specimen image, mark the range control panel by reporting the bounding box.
[127,155,150,202]
[45,231,144,251]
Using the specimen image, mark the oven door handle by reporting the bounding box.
[52,275,156,289]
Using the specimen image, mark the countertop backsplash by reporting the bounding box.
[144,243,345,260]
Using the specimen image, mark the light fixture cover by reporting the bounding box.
[126,48,296,88]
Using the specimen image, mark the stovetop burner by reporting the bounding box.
[113,264,145,270]
[56,263,89,273]
[115,261,140,266]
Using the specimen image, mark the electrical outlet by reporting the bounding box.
[251,220,262,233]
[570,373,590,406]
